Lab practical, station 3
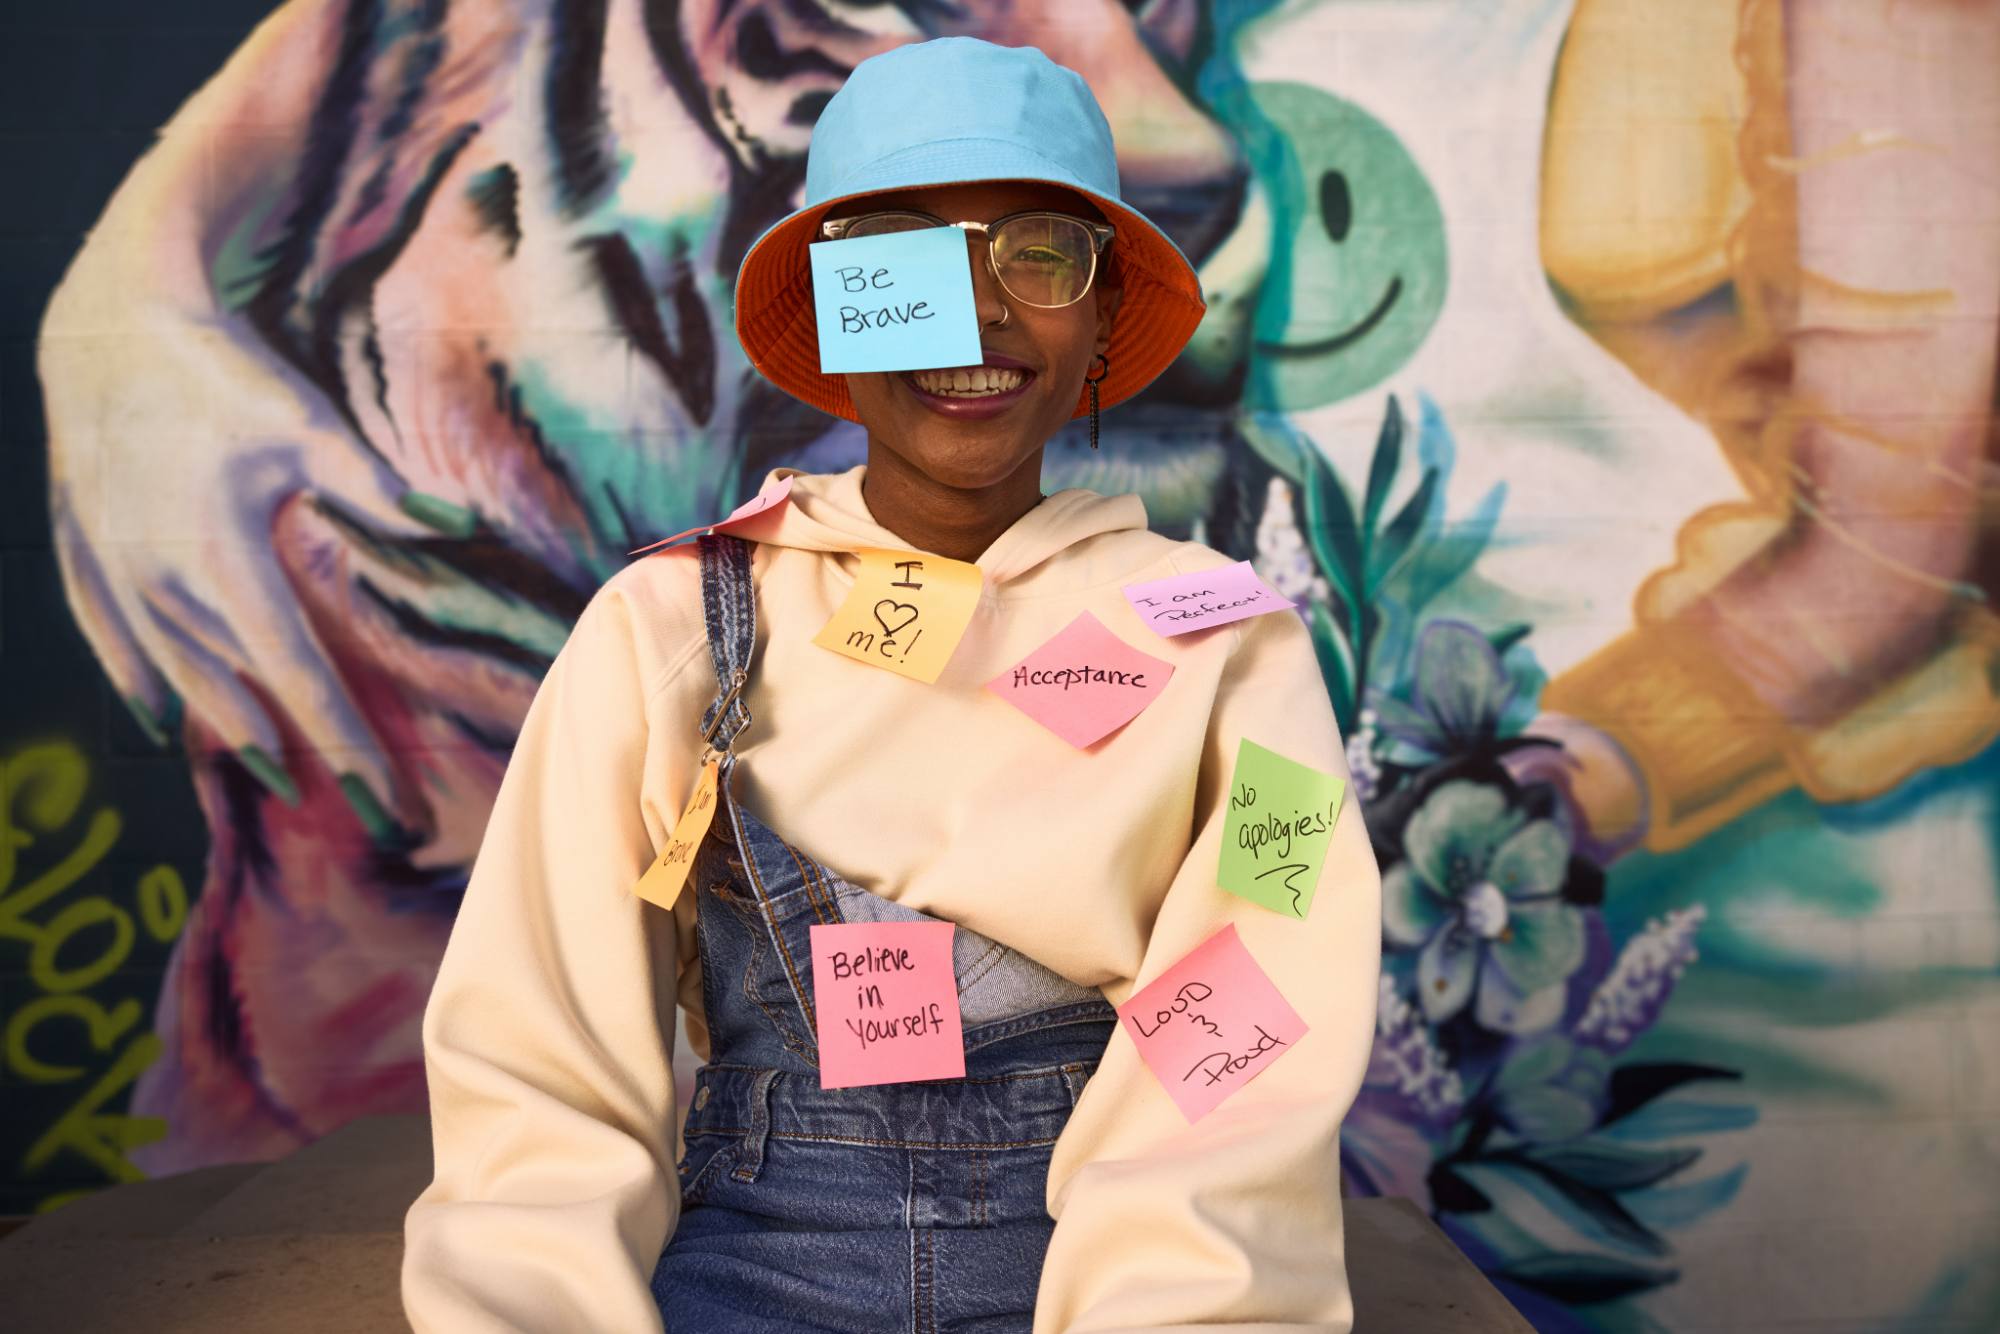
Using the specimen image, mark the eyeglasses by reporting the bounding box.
[819,210,1116,309]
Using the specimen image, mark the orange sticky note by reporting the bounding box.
[1115,924,1308,1123]
[812,548,983,683]
[633,760,718,910]
[985,611,1174,748]
[809,921,966,1089]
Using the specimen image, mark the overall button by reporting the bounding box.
[692,1086,711,1111]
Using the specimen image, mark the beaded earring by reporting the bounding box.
[1085,354,1110,451]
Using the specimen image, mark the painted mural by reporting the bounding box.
[9,0,1997,1327]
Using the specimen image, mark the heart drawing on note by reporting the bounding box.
[873,600,920,638]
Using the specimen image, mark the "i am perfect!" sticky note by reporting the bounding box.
[810,920,966,1089]
[1116,923,1308,1123]
[986,611,1174,748]
[1123,561,1294,637]
[1219,738,1346,919]
[810,227,982,374]
[813,548,984,683]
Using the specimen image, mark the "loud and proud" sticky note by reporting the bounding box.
[1219,738,1346,919]
[1116,924,1308,1123]
[1122,561,1293,637]
[813,548,984,683]
[809,921,966,1089]
[985,611,1174,748]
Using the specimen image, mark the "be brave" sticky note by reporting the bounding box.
[813,548,984,683]
[1219,738,1346,919]
[810,227,981,374]
[986,611,1174,748]
[633,759,719,911]
[810,921,966,1089]
[1116,923,1308,1123]
[1123,561,1293,637]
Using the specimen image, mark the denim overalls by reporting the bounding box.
[651,535,1118,1333]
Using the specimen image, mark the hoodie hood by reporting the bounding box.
[730,466,1149,587]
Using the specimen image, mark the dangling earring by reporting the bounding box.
[1085,353,1110,451]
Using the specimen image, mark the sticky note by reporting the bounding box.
[1219,739,1346,919]
[986,611,1174,748]
[1117,924,1308,1123]
[630,475,795,555]
[634,759,719,910]
[1122,561,1294,637]
[809,228,981,374]
[810,921,966,1089]
[812,548,984,683]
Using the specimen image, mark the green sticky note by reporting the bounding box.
[1218,738,1346,919]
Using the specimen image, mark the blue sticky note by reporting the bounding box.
[809,228,982,374]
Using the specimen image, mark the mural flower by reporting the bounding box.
[1384,780,1584,1035]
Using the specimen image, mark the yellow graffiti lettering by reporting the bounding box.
[0,741,90,890]
[22,1034,166,1181]
[4,994,144,1083]
[28,895,135,994]
[137,865,187,941]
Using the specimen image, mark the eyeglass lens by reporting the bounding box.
[842,214,1097,309]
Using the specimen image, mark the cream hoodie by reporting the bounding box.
[403,466,1382,1333]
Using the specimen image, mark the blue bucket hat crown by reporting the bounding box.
[734,37,1207,424]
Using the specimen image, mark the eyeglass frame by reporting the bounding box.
[817,209,1117,309]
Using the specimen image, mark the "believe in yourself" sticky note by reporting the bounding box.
[629,475,795,555]
[810,920,966,1089]
[810,228,981,374]
[986,611,1174,748]
[812,548,984,683]
[1116,923,1308,1123]
[1122,561,1294,637]
[1219,738,1346,919]
[633,759,719,911]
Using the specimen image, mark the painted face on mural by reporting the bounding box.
[833,183,1118,493]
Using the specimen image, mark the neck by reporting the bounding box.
[859,444,1046,563]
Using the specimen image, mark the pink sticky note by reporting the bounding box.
[1116,924,1308,1123]
[1122,561,1293,637]
[986,611,1175,749]
[629,475,795,555]
[809,921,966,1090]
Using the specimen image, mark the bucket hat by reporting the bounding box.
[733,38,1208,424]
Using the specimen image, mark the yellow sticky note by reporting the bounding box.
[634,760,719,910]
[812,548,983,683]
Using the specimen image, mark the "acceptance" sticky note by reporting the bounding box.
[1219,738,1346,919]
[986,611,1174,748]
[633,759,719,911]
[812,548,984,683]
[810,921,966,1089]
[1116,924,1307,1123]
[629,475,795,555]
[810,228,981,374]
[1123,561,1294,637]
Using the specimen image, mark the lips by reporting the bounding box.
[899,351,1037,420]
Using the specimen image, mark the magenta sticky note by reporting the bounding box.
[809,921,966,1090]
[630,475,795,555]
[986,611,1175,749]
[1116,924,1308,1123]
[1122,561,1294,637]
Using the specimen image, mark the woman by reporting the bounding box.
[403,38,1381,1333]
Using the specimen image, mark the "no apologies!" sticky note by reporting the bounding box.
[1122,561,1294,637]
[986,611,1174,748]
[1116,924,1308,1123]
[813,548,984,683]
[633,759,719,911]
[629,475,795,555]
[1219,738,1346,920]
[810,921,966,1089]
[809,227,982,374]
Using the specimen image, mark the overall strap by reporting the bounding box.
[696,534,757,754]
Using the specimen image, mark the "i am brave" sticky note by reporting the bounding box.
[809,228,982,374]
[1116,923,1308,1123]
[809,921,966,1089]
[1122,561,1294,637]
[629,475,795,555]
[812,548,984,684]
[1219,738,1346,920]
[633,759,719,911]
[985,611,1174,749]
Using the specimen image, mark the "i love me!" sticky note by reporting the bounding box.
[810,227,981,374]
[1219,738,1346,919]
[810,921,966,1089]
[1122,561,1294,637]
[812,548,984,683]
[986,611,1174,748]
[633,759,719,911]
[1116,923,1308,1123]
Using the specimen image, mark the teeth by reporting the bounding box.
[911,366,1027,397]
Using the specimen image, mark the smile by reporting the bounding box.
[907,366,1030,397]
[1256,276,1403,359]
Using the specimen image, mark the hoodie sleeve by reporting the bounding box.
[403,576,700,1333]
[1033,602,1384,1333]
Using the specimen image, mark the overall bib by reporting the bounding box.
[651,535,1119,1333]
